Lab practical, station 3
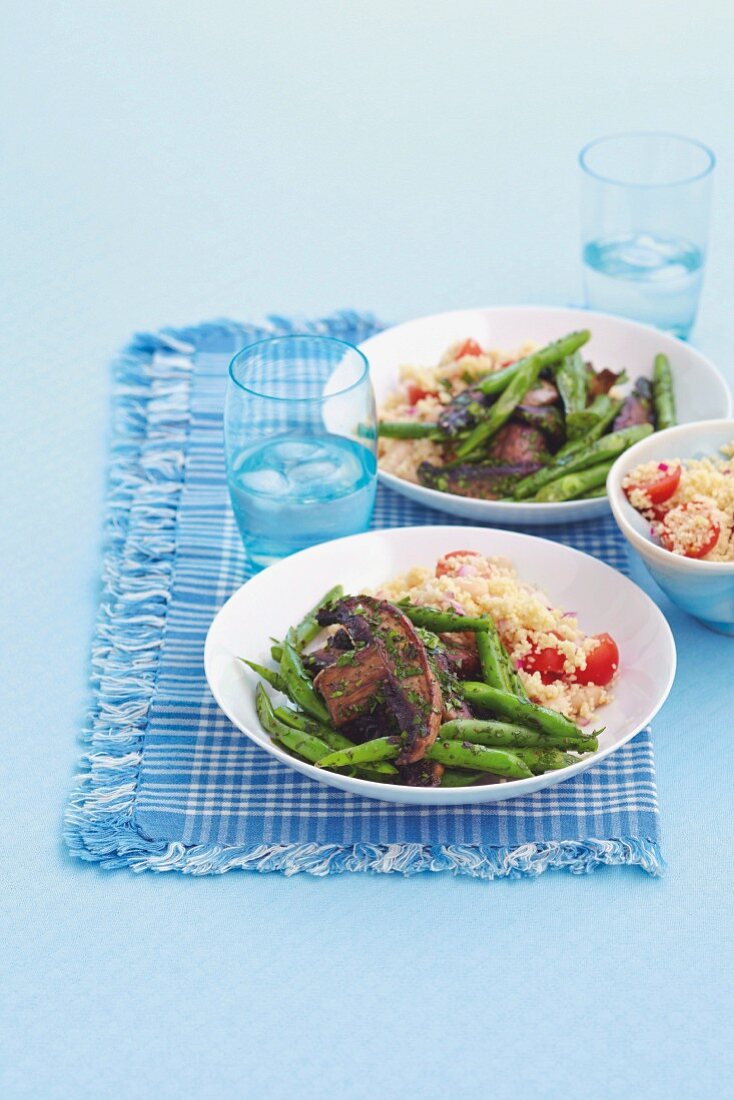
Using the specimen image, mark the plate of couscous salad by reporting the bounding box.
[205,525,676,805]
[360,305,730,526]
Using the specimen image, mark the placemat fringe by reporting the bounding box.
[65,327,195,863]
[69,837,664,877]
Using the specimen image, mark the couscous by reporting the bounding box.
[623,441,734,562]
[379,338,535,485]
[374,550,617,724]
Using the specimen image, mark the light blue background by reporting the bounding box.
[2,3,733,1097]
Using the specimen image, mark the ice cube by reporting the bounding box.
[267,439,326,467]
[287,460,341,485]
[238,468,290,496]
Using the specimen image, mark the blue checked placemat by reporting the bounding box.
[65,311,662,878]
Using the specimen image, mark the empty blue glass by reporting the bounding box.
[225,335,377,570]
[580,132,715,339]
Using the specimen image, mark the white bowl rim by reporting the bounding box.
[364,303,732,515]
[607,418,734,575]
[377,466,601,515]
[365,301,733,363]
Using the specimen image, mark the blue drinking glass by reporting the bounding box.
[225,335,377,570]
[580,132,715,339]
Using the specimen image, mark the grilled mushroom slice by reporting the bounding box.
[437,386,492,437]
[586,365,625,399]
[399,760,445,787]
[428,641,474,719]
[311,644,389,727]
[439,633,481,685]
[342,710,394,745]
[302,628,353,675]
[486,423,549,466]
[512,405,565,449]
[522,378,559,407]
[315,596,442,764]
[613,377,654,431]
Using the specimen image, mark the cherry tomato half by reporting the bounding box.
[406,383,438,405]
[435,550,482,577]
[454,339,483,359]
[660,503,720,559]
[624,464,681,507]
[574,633,619,686]
[523,646,566,683]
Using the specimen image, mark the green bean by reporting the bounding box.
[439,768,485,788]
[279,641,331,724]
[425,740,533,779]
[554,399,622,460]
[358,766,398,781]
[277,739,394,778]
[652,353,677,430]
[331,761,398,778]
[399,604,493,633]
[476,622,529,698]
[378,421,444,440]
[273,707,398,775]
[412,608,527,699]
[316,737,400,770]
[273,705,348,744]
[458,331,591,458]
[239,658,286,694]
[259,691,395,777]
[476,629,512,692]
[556,351,588,417]
[533,459,613,502]
[511,748,578,774]
[439,718,598,753]
[513,423,653,500]
[503,655,530,701]
[579,486,607,499]
[255,683,331,764]
[459,682,590,740]
[475,625,528,699]
[277,741,323,766]
[565,393,618,441]
[477,330,591,397]
[289,586,344,650]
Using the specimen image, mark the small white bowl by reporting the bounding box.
[607,420,734,635]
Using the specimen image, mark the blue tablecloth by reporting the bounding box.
[4,5,734,1097]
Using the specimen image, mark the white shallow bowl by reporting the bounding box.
[361,306,731,526]
[204,525,676,805]
[608,420,734,635]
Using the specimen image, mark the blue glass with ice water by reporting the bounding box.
[580,133,715,339]
[225,336,377,570]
